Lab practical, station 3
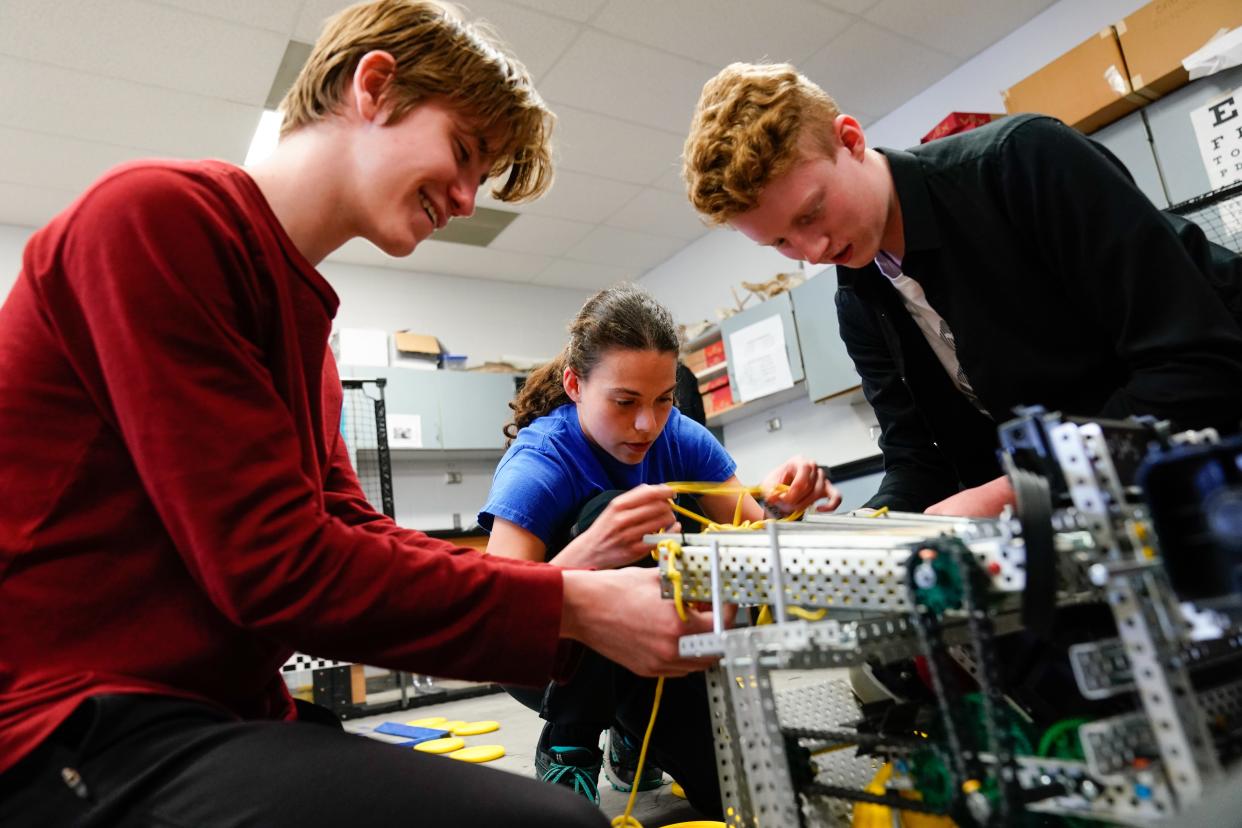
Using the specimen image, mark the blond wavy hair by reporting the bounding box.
[683,62,840,224]
[282,0,554,203]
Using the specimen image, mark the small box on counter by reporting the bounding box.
[393,331,444,370]
[920,112,1003,144]
[683,348,707,375]
[1002,27,1145,134]
[698,373,729,395]
[684,338,726,376]
[1117,0,1242,102]
[702,380,736,418]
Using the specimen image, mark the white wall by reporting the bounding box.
[320,260,591,366]
[641,0,1150,484]
[0,224,34,300]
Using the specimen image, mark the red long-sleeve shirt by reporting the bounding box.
[0,160,568,773]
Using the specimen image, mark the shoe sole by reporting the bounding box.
[603,759,665,793]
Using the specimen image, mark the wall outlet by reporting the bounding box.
[444,471,463,485]
[766,417,782,432]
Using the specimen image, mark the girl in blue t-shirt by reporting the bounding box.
[479,284,838,814]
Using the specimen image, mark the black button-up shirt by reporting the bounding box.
[836,115,1242,512]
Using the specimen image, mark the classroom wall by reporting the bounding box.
[0,224,32,299]
[640,0,1149,486]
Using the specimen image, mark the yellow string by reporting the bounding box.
[659,539,687,622]
[661,481,806,533]
[611,676,665,828]
[613,481,818,828]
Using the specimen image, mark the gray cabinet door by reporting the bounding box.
[720,290,804,395]
[1146,64,1242,205]
[436,372,520,450]
[357,368,443,448]
[790,270,860,402]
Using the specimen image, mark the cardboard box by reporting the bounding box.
[683,347,708,375]
[1117,0,1242,102]
[698,373,729,395]
[684,339,725,375]
[1002,27,1145,134]
[392,331,443,370]
[702,381,736,418]
[920,112,1003,144]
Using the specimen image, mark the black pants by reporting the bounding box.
[0,694,607,828]
[508,491,722,819]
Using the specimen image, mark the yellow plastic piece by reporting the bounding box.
[447,744,505,763]
[406,716,447,727]
[961,779,981,794]
[439,720,468,732]
[852,764,957,828]
[669,781,686,799]
[451,720,500,736]
[414,736,466,754]
[659,823,725,828]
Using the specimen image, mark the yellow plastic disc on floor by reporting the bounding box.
[669,781,686,799]
[447,744,506,763]
[439,720,468,732]
[406,716,447,727]
[659,823,724,828]
[414,737,465,754]
[451,720,500,736]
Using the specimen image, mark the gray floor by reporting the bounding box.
[344,684,707,827]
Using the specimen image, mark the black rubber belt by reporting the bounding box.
[1009,465,1055,638]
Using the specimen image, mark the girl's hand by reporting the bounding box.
[566,484,679,569]
[760,455,841,515]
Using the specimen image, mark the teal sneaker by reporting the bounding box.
[603,726,665,792]
[535,743,602,805]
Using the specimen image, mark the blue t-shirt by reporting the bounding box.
[478,403,735,547]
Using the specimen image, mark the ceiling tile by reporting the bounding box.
[329,237,552,283]
[452,0,582,81]
[552,105,685,185]
[800,20,959,118]
[503,0,609,23]
[563,225,686,270]
[606,188,708,241]
[537,31,714,132]
[144,0,303,34]
[0,180,78,229]
[0,0,287,106]
[651,166,688,194]
[864,0,1055,61]
[0,127,149,194]
[296,0,581,81]
[0,55,259,161]
[488,214,595,257]
[521,169,642,223]
[532,258,639,290]
[292,0,355,43]
[591,0,850,67]
[812,0,880,14]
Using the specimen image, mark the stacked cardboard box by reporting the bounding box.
[1001,0,1242,135]
[1002,27,1145,134]
[1117,0,1242,101]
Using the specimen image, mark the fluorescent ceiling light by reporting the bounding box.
[244,109,283,166]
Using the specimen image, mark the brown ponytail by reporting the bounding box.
[504,283,678,443]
